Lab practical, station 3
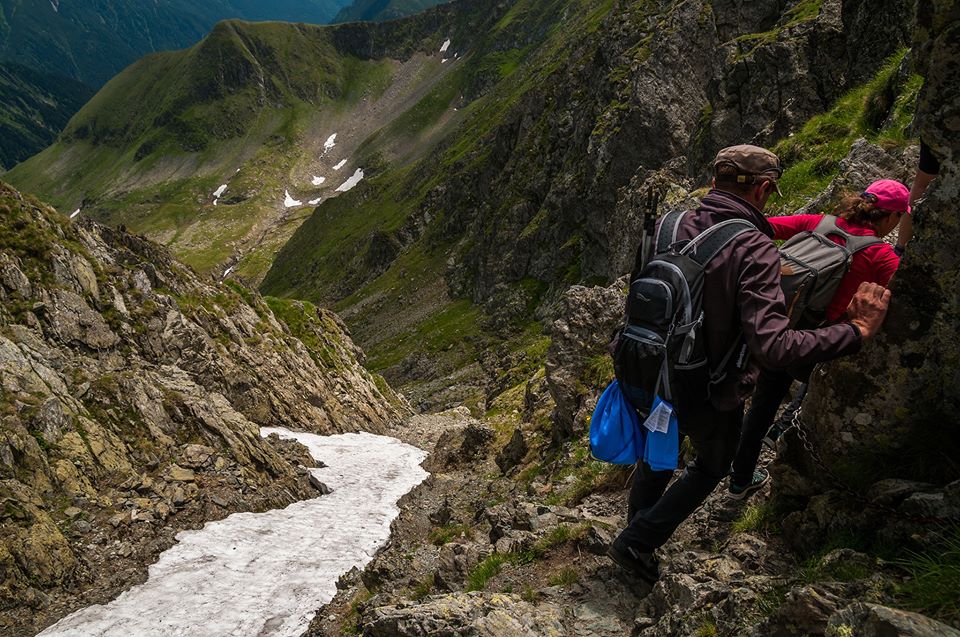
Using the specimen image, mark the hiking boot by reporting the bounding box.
[606,539,659,583]
[762,421,789,449]
[728,468,770,500]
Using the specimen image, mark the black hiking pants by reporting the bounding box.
[730,368,809,487]
[618,399,742,553]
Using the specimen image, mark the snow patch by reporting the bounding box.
[38,429,428,637]
[332,159,348,171]
[69,208,81,219]
[284,190,302,208]
[213,184,228,198]
[441,59,448,64]
[323,133,337,152]
[439,38,451,53]
[335,169,364,193]
[221,266,235,280]
[308,198,322,206]
[311,175,326,186]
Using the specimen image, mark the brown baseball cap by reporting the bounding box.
[714,144,783,195]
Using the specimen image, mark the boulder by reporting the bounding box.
[495,428,528,474]
[827,602,960,637]
[362,592,565,637]
[545,283,623,443]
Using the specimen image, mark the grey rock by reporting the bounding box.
[867,479,938,506]
[753,584,846,637]
[362,592,565,637]
[901,491,960,521]
[309,475,333,495]
[179,444,215,469]
[495,427,528,474]
[827,602,960,637]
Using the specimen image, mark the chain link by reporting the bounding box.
[779,399,942,523]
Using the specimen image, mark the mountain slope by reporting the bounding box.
[334,0,449,22]
[6,6,493,279]
[260,0,914,405]
[0,0,353,89]
[0,63,93,170]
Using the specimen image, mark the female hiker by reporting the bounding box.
[728,178,909,499]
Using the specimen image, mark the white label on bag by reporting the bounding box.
[643,400,673,434]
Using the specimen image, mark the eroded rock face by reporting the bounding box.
[363,592,566,637]
[795,1,960,490]
[545,283,623,443]
[0,184,408,633]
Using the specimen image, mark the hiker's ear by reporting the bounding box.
[711,177,717,189]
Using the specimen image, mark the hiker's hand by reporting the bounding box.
[847,282,891,340]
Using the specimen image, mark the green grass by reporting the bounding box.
[896,526,960,625]
[732,501,778,534]
[427,523,474,546]
[264,296,344,371]
[694,618,719,637]
[548,567,578,586]
[770,49,922,214]
[465,523,592,591]
[731,0,823,58]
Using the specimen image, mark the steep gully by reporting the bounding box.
[38,429,429,637]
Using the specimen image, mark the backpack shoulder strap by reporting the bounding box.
[813,214,882,254]
[681,219,756,267]
[655,210,687,254]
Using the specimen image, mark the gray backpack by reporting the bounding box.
[779,215,881,327]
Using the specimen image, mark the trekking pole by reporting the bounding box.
[639,187,662,269]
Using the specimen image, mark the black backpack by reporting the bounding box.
[613,210,755,412]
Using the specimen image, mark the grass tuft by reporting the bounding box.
[896,525,960,625]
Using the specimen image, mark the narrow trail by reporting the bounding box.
[38,429,429,637]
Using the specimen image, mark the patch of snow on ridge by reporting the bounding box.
[284,190,302,208]
[332,159,347,171]
[323,133,337,152]
[38,429,429,637]
[308,198,322,206]
[336,169,364,193]
[312,175,326,186]
[69,208,80,219]
[440,38,451,53]
[213,184,228,198]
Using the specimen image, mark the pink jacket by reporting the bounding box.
[768,214,900,322]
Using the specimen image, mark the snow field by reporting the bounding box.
[335,169,364,193]
[39,429,429,637]
[284,190,302,208]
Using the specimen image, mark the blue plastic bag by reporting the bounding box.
[590,380,643,464]
[643,396,680,471]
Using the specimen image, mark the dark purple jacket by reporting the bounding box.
[658,189,862,411]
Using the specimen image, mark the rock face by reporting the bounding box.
[363,592,565,637]
[544,283,623,442]
[0,184,407,633]
[795,1,960,489]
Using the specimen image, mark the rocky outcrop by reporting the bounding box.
[784,0,960,509]
[545,282,623,443]
[363,592,565,637]
[0,183,407,634]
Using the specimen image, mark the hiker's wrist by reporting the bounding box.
[848,320,867,340]
[894,244,906,257]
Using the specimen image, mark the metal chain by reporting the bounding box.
[780,401,942,523]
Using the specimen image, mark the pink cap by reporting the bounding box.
[864,179,911,214]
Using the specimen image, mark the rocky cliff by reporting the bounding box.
[0,182,406,635]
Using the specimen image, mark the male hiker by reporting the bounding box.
[607,145,892,583]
